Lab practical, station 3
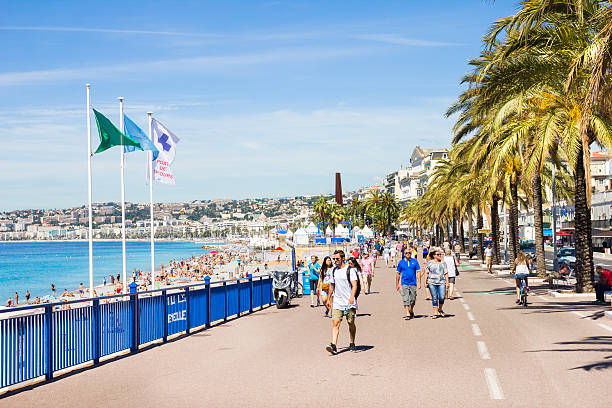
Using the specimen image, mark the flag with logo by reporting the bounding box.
[151,118,180,184]
[123,114,159,161]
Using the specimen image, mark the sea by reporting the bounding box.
[0,241,219,302]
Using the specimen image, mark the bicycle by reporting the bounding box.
[518,276,528,307]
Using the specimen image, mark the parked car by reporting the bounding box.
[557,247,576,269]
[520,242,537,265]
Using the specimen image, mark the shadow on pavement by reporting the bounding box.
[356,313,372,317]
[336,345,375,355]
[525,336,612,371]
[496,300,609,317]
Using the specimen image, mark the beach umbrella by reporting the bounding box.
[271,247,285,251]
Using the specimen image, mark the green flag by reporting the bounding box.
[92,108,143,154]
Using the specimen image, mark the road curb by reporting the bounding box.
[547,290,595,298]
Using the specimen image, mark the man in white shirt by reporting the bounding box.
[484,243,494,273]
[326,250,358,355]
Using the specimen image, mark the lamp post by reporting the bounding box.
[552,165,558,273]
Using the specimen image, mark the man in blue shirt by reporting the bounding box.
[395,248,421,319]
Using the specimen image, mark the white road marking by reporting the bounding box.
[477,341,491,359]
[459,298,465,303]
[467,311,475,321]
[537,296,548,301]
[503,279,511,284]
[471,323,482,336]
[463,303,470,310]
[597,323,612,333]
[572,311,587,318]
[484,368,505,400]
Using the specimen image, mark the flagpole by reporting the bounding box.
[148,112,155,289]
[86,84,94,299]
[119,97,127,294]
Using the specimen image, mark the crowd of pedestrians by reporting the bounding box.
[302,238,466,355]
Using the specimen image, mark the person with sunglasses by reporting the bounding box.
[396,247,421,319]
[325,250,359,355]
[423,248,449,318]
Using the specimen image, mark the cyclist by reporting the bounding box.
[512,251,530,304]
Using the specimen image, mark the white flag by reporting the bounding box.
[151,118,180,185]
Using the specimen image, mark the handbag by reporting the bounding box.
[322,283,329,291]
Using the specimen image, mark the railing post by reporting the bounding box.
[260,276,263,309]
[93,299,100,365]
[268,277,272,306]
[205,276,211,328]
[249,275,253,313]
[130,292,139,353]
[237,279,241,317]
[223,281,228,322]
[185,287,191,335]
[44,305,53,380]
[162,289,168,343]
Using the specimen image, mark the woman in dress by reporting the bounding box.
[317,256,334,318]
[423,248,449,318]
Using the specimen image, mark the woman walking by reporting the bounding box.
[317,256,334,317]
[423,248,449,318]
[511,251,530,304]
[443,248,459,300]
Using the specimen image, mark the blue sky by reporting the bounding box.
[0,0,517,211]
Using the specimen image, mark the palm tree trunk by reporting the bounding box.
[467,211,474,253]
[509,179,519,260]
[574,146,595,292]
[446,222,452,243]
[491,196,500,265]
[452,212,457,242]
[532,171,546,277]
[459,215,465,253]
[477,205,484,260]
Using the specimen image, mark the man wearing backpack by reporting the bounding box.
[325,250,359,355]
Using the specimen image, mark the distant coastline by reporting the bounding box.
[0,238,226,244]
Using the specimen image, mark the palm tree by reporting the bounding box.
[328,203,344,237]
[379,192,400,235]
[313,197,329,229]
[480,0,612,291]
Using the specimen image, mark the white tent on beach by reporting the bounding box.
[286,229,294,239]
[293,228,309,245]
[335,224,350,238]
[361,225,374,238]
[352,226,361,239]
[325,226,333,236]
[306,222,318,235]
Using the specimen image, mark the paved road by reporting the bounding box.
[2,260,611,407]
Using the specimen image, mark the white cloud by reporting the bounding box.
[0,47,369,86]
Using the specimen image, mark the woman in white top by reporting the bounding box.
[443,248,459,300]
[317,256,334,318]
[511,251,530,304]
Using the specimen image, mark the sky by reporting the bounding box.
[0,0,518,211]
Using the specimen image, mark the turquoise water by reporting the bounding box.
[0,241,217,302]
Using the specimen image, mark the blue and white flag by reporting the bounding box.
[151,118,180,185]
[123,114,159,161]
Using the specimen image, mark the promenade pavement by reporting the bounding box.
[2,259,612,407]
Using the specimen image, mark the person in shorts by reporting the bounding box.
[325,250,359,355]
[395,247,421,319]
[485,244,494,273]
[308,256,321,307]
[317,256,334,317]
[360,252,375,294]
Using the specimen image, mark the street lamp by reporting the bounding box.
[552,164,558,273]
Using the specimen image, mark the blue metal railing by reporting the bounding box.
[0,275,273,390]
